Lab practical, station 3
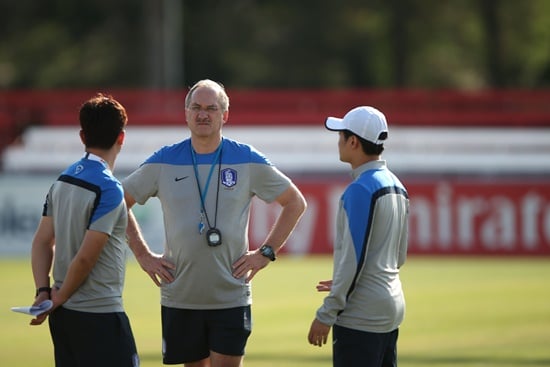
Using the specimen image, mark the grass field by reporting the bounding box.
[2,255,550,367]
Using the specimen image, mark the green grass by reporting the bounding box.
[2,256,550,366]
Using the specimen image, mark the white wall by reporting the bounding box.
[4,125,550,175]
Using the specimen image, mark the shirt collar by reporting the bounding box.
[84,152,109,169]
[351,160,387,180]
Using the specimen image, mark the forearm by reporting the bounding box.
[55,255,96,302]
[264,185,306,251]
[317,225,356,324]
[126,209,153,258]
[125,209,175,285]
[31,244,53,289]
[265,208,302,251]
[54,230,108,303]
[31,217,55,290]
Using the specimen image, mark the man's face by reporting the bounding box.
[337,131,352,163]
[185,86,228,138]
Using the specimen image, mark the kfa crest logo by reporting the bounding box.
[221,168,237,188]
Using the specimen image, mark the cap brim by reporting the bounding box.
[325,117,345,131]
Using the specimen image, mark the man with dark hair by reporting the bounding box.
[308,106,409,367]
[30,93,139,367]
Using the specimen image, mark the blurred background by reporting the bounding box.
[1,0,549,256]
[2,0,550,89]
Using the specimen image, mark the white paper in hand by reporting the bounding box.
[11,300,53,316]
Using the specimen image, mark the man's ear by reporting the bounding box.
[222,110,229,125]
[348,135,357,148]
[117,130,125,145]
[79,130,86,145]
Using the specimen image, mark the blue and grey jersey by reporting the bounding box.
[316,160,409,333]
[123,137,291,310]
[44,153,128,313]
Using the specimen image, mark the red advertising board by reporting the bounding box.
[250,176,550,256]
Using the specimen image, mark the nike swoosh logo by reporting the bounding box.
[174,176,188,182]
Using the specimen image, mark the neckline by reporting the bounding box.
[84,152,109,170]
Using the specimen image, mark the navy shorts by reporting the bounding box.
[161,305,252,364]
[333,325,398,367]
[48,306,139,367]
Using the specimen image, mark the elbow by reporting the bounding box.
[279,184,308,220]
[298,193,307,215]
[294,192,308,220]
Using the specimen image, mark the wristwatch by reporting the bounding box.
[259,245,276,261]
[35,286,51,297]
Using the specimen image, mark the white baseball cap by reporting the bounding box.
[325,106,388,145]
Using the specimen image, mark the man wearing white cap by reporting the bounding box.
[307,106,409,367]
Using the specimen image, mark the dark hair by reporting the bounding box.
[79,93,127,149]
[342,130,384,155]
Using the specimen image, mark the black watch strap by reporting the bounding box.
[35,286,51,297]
[259,245,276,261]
